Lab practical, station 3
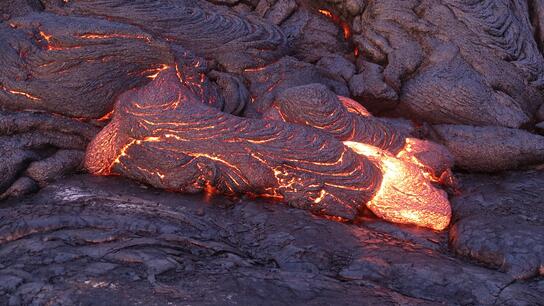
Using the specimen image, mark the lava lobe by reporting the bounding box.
[85,68,382,220]
[85,68,452,230]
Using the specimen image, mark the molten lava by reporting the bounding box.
[85,68,382,220]
[0,84,41,102]
[85,68,452,230]
[317,8,359,57]
[264,85,455,186]
[344,142,451,231]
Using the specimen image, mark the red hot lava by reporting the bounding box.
[318,8,360,57]
[85,68,452,230]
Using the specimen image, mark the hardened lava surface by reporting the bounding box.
[41,0,289,72]
[85,69,382,220]
[0,175,542,305]
[450,170,544,280]
[1,0,544,303]
[0,13,176,118]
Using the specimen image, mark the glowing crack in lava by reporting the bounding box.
[318,9,351,40]
[85,69,452,230]
[318,8,359,57]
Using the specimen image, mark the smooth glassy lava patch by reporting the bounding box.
[85,69,452,230]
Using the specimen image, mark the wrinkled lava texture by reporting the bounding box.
[84,69,451,230]
[85,69,382,220]
[1,0,544,304]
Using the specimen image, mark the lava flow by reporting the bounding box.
[344,141,451,231]
[85,68,452,230]
[85,68,383,220]
[263,84,455,183]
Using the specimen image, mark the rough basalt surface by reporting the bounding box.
[450,170,544,280]
[0,110,100,199]
[242,56,349,118]
[0,174,543,305]
[315,0,544,127]
[41,0,289,73]
[1,13,176,118]
[432,124,544,172]
[266,83,407,154]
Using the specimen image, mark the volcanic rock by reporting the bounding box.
[0,175,541,305]
[1,13,175,118]
[242,56,348,117]
[538,104,544,122]
[0,0,543,303]
[347,0,544,127]
[280,6,351,63]
[450,170,544,280]
[349,61,399,113]
[0,110,99,198]
[255,0,298,25]
[269,83,406,153]
[432,124,544,172]
[0,0,41,19]
[85,69,382,220]
[42,0,289,73]
[317,54,356,82]
[536,121,544,134]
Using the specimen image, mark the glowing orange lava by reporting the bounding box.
[396,138,454,184]
[318,9,351,40]
[337,96,371,117]
[39,31,53,44]
[344,141,451,231]
[86,68,452,231]
[79,33,151,43]
[0,84,41,101]
[142,64,171,80]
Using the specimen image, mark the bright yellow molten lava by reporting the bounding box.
[344,141,451,231]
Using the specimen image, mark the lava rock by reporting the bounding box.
[432,124,544,172]
[85,69,382,220]
[0,175,541,305]
[348,0,543,127]
[317,54,356,82]
[450,171,544,280]
[349,61,399,113]
[270,83,406,153]
[42,0,289,73]
[536,121,544,135]
[208,71,249,115]
[1,13,175,118]
[25,150,84,187]
[243,56,348,117]
[0,177,38,200]
[280,7,350,63]
[538,104,544,122]
[255,0,298,25]
[0,110,98,197]
[0,0,41,19]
